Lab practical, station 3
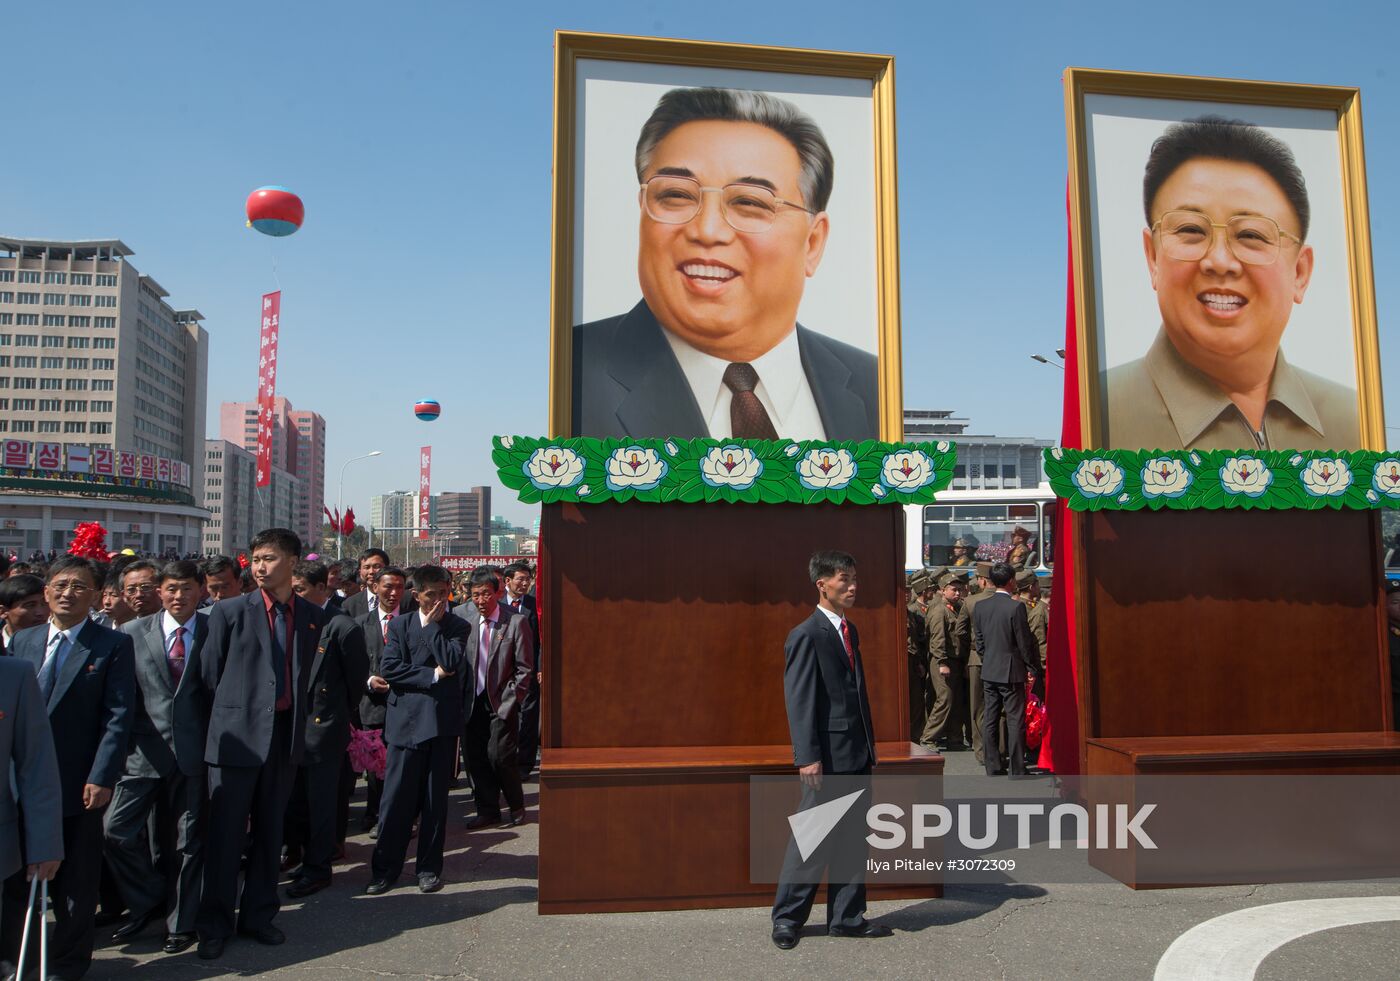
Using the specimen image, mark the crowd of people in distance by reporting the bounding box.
[0,534,538,978]
[907,560,1047,776]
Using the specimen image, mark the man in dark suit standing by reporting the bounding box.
[771,550,890,950]
[341,549,405,620]
[365,566,469,895]
[0,656,63,980]
[498,562,540,779]
[460,568,534,831]
[972,563,1043,777]
[285,561,369,897]
[104,560,208,954]
[184,529,327,961]
[355,567,407,836]
[1,556,135,980]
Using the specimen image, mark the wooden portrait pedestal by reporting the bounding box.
[536,502,942,914]
[1074,508,1400,887]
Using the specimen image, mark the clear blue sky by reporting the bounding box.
[5,1,1400,526]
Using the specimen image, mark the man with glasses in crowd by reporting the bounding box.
[1105,115,1359,451]
[571,86,878,441]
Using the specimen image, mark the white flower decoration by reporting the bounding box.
[1371,459,1400,499]
[605,445,667,491]
[699,445,762,490]
[525,446,585,489]
[1220,456,1273,497]
[872,484,886,498]
[1301,458,1352,497]
[880,450,937,491]
[1289,453,1303,467]
[1051,447,1064,461]
[577,484,590,497]
[797,448,856,490]
[664,440,679,457]
[1189,451,1202,466]
[937,441,950,453]
[1071,458,1124,497]
[1117,493,1130,504]
[784,443,802,458]
[1141,457,1192,499]
[499,435,514,449]
[1368,489,1380,503]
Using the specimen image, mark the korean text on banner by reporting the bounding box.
[419,446,432,540]
[256,291,281,488]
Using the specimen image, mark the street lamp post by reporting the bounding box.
[337,450,382,559]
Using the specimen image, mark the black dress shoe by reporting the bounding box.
[196,936,225,960]
[94,908,125,928]
[163,932,197,954]
[417,873,443,893]
[113,907,161,941]
[365,877,397,895]
[829,920,893,938]
[368,824,379,840]
[286,876,331,899]
[464,814,500,830]
[239,924,285,945]
[501,809,526,828]
[771,924,799,950]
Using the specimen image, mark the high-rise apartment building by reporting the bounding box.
[434,486,491,554]
[219,397,325,548]
[201,438,301,556]
[370,490,418,555]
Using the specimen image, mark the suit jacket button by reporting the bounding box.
[315,717,321,723]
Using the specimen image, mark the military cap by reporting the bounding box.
[1014,569,1037,588]
[952,537,978,549]
[975,561,993,579]
[925,565,948,583]
[936,571,963,589]
[909,570,933,592]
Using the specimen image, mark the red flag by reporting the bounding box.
[255,291,281,488]
[1038,187,1084,776]
[343,507,356,535]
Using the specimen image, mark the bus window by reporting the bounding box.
[922,503,1044,570]
[1039,504,1055,570]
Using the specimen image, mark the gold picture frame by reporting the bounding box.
[1064,67,1383,450]
[549,31,903,441]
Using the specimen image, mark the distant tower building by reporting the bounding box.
[434,486,491,554]
[201,439,301,556]
[220,397,325,548]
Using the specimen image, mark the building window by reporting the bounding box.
[64,379,87,391]
[12,377,34,389]
[93,295,115,308]
[12,399,33,410]
[64,400,87,411]
[17,271,40,284]
[40,357,61,370]
[0,271,12,282]
[42,315,64,327]
[95,274,117,287]
[66,358,88,370]
[36,399,57,411]
[14,357,35,368]
[40,336,62,348]
[14,335,37,347]
[0,357,7,367]
[38,421,60,433]
[93,358,114,370]
[0,292,11,303]
[91,422,111,434]
[69,273,92,286]
[15,293,38,304]
[69,294,92,307]
[94,316,115,328]
[93,337,114,349]
[68,315,89,327]
[15,315,38,326]
[90,400,112,411]
[63,421,85,433]
[92,379,113,391]
[10,420,33,432]
[39,378,61,390]
[67,337,89,349]
[43,272,66,284]
[0,315,10,325]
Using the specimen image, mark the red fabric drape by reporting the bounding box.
[1037,189,1084,775]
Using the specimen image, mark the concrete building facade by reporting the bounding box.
[903,408,1053,491]
[434,487,491,554]
[219,397,325,549]
[201,438,301,556]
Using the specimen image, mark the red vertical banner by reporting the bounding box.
[256,291,281,488]
[418,445,432,540]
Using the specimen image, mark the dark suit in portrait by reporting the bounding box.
[572,301,879,439]
[370,611,471,884]
[461,606,534,823]
[972,591,1043,776]
[500,592,540,776]
[0,657,64,948]
[2,620,135,979]
[186,592,326,942]
[104,611,209,939]
[771,609,876,933]
[285,608,369,886]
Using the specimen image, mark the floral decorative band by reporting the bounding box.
[1045,448,1400,511]
[493,436,956,505]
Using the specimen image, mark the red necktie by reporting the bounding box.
[839,619,855,671]
[382,611,394,641]
[169,627,186,684]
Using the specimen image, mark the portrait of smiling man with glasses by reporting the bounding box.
[1104,115,1360,451]
[571,86,879,441]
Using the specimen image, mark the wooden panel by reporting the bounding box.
[540,502,908,749]
[1081,509,1387,740]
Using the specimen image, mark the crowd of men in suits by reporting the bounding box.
[906,560,1046,776]
[0,535,537,979]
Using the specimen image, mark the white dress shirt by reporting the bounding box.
[662,325,827,440]
[161,611,196,657]
[816,605,847,634]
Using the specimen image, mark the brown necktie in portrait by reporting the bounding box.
[722,362,779,440]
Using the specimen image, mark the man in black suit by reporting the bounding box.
[572,86,878,440]
[184,528,327,961]
[366,565,470,895]
[460,568,534,831]
[771,550,890,950]
[0,574,47,654]
[355,567,408,836]
[104,560,208,954]
[284,561,369,897]
[499,562,540,779]
[341,549,407,620]
[200,556,241,608]
[1,556,135,980]
[972,562,1043,778]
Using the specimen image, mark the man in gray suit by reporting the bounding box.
[972,562,1043,777]
[572,87,879,441]
[0,657,63,979]
[104,559,208,954]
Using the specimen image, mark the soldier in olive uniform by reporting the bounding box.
[906,571,934,741]
[1016,569,1049,677]
[920,571,967,751]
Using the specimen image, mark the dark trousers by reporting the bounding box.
[1,809,104,980]
[981,680,1027,776]
[197,710,293,941]
[967,663,985,762]
[517,677,540,776]
[771,766,872,930]
[464,692,523,818]
[283,755,342,883]
[104,768,205,935]
[370,735,455,881]
[336,754,354,844]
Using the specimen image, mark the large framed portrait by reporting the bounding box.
[1064,68,1383,451]
[549,31,903,441]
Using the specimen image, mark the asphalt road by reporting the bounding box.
[84,753,1400,981]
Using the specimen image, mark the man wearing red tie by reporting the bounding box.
[770,550,891,950]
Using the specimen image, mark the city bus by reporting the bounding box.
[904,486,1057,576]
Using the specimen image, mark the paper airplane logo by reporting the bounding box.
[788,789,866,861]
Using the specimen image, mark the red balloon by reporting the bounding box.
[245,185,304,236]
